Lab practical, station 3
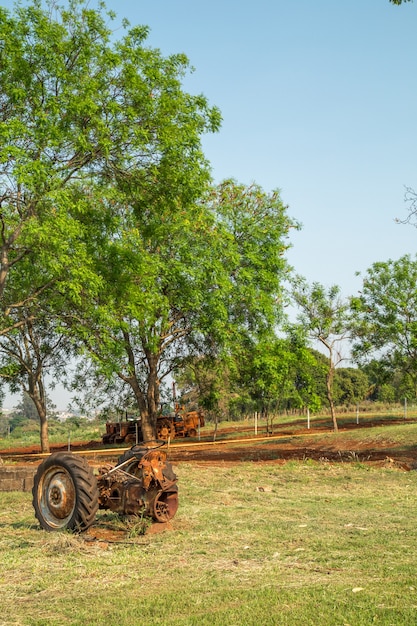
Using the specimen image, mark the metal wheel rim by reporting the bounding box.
[37,465,76,529]
[153,491,178,522]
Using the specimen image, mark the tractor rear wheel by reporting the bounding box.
[32,453,99,532]
[156,419,174,441]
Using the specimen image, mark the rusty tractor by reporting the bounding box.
[102,407,204,445]
[32,442,178,532]
[172,406,205,438]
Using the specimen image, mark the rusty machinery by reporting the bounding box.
[32,442,178,532]
[102,408,204,444]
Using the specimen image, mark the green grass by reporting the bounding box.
[0,418,106,451]
[1,461,417,624]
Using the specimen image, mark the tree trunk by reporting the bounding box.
[120,331,160,442]
[145,354,159,442]
[121,363,160,443]
[326,366,338,432]
[124,375,155,442]
[39,413,50,453]
[29,387,50,453]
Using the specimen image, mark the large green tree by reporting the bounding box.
[71,180,296,441]
[0,0,221,446]
[351,254,417,399]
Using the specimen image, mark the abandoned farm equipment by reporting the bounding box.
[32,442,179,532]
[101,406,205,445]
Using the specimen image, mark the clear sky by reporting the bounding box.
[1,0,417,408]
[105,0,417,298]
[4,0,415,296]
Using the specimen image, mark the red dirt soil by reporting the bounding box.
[2,417,417,470]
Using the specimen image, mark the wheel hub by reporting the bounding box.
[42,470,76,522]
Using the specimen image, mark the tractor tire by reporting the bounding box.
[187,428,197,438]
[156,419,175,441]
[32,452,99,532]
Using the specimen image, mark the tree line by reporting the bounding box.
[0,0,415,450]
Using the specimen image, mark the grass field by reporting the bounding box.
[1,459,417,625]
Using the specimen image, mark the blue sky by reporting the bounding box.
[1,0,417,407]
[106,0,417,298]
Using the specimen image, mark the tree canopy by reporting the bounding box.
[69,180,296,440]
[0,0,221,321]
[351,255,417,399]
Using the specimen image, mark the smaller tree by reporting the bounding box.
[13,391,39,421]
[0,308,72,452]
[350,255,417,400]
[236,335,297,427]
[292,278,351,431]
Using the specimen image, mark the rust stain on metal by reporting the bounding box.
[32,443,178,532]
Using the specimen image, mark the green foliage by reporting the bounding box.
[333,367,369,406]
[8,413,30,433]
[207,180,298,339]
[292,278,350,343]
[292,277,351,429]
[176,331,330,419]
[377,383,396,403]
[71,180,296,439]
[351,254,417,399]
[234,328,315,414]
[0,0,221,319]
